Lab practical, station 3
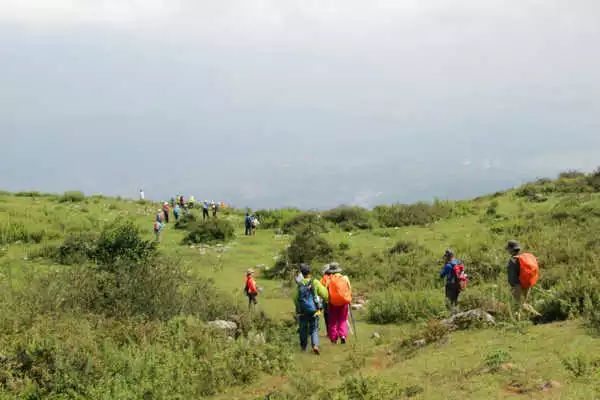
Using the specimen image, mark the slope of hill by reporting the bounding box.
[0,170,599,399]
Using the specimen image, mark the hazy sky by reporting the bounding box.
[1,0,599,208]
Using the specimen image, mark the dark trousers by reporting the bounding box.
[245,225,251,236]
[163,210,169,223]
[203,209,209,219]
[298,314,320,350]
[445,282,461,306]
[247,293,257,308]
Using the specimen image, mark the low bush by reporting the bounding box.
[322,206,372,231]
[254,208,301,229]
[94,220,157,268]
[54,232,99,265]
[281,212,328,234]
[182,219,235,245]
[367,288,444,323]
[0,221,47,245]
[58,191,85,202]
[484,349,511,372]
[174,212,197,230]
[373,200,451,228]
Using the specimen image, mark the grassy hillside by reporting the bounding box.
[0,170,599,399]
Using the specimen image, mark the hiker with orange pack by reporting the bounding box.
[324,263,352,344]
[244,269,259,309]
[506,240,540,317]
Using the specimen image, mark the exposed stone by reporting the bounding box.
[208,320,237,331]
[413,339,427,347]
[441,309,496,330]
[370,332,381,340]
[351,303,364,311]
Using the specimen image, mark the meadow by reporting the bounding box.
[0,169,599,399]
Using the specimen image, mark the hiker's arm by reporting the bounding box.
[440,264,450,278]
[314,280,329,303]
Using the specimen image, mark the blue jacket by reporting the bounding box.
[440,259,461,284]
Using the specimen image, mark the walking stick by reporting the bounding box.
[349,308,358,341]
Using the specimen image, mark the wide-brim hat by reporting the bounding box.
[246,269,255,275]
[326,262,342,274]
[506,240,521,251]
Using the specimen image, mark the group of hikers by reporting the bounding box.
[244,239,540,355]
[244,213,260,236]
[152,194,227,240]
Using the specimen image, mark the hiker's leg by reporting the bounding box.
[327,305,339,341]
[338,304,349,339]
[310,315,320,348]
[298,316,308,350]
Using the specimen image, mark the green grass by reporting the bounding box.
[0,173,599,399]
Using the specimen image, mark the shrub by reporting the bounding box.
[94,220,157,268]
[182,219,235,245]
[587,167,600,192]
[54,232,99,264]
[559,170,585,179]
[367,288,444,324]
[15,191,42,197]
[388,240,420,255]
[174,212,197,230]
[373,200,451,228]
[58,191,85,202]
[254,208,301,229]
[322,206,372,231]
[281,212,328,234]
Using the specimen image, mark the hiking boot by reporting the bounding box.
[312,346,320,355]
[340,336,346,344]
[330,339,337,344]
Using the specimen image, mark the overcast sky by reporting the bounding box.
[0,0,598,209]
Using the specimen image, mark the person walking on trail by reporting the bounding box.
[188,196,195,209]
[244,269,259,309]
[439,249,467,314]
[153,220,163,242]
[506,240,541,318]
[211,201,218,217]
[139,189,145,201]
[251,215,259,235]
[162,202,170,223]
[173,204,181,222]
[245,213,253,236]
[323,263,352,344]
[203,200,210,220]
[320,264,334,337]
[295,264,328,355]
[156,209,165,223]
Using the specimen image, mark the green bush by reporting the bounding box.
[281,212,328,234]
[367,288,444,324]
[254,208,301,229]
[484,349,511,372]
[55,232,99,264]
[182,219,235,244]
[58,190,86,202]
[94,220,157,268]
[174,212,197,230]
[373,200,451,228]
[322,206,372,231]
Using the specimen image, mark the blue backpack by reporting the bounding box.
[298,280,320,315]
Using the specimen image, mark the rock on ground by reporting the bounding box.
[208,320,238,331]
[441,309,496,330]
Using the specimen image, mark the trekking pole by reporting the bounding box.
[349,308,358,341]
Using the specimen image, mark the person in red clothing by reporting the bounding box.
[244,269,259,309]
[162,202,170,223]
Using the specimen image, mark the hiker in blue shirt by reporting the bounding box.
[245,213,253,236]
[439,249,464,314]
[202,200,210,220]
[173,204,181,222]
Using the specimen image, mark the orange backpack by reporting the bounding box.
[328,274,352,306]
[517,253,539,289]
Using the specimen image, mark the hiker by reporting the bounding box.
[139,189,145,201]
[188,195,196,209]
[439,249,468,314]
[203,200,210,220]
[170,197,176,208]
[251,215,259,235]
[323,263,352,344]
[244,269,259,309]
[156,209,164,223]
[245,213,253,236]
[162,202,170,223]
[506,240,540,317]
[295,264,329,355]
[320,264,334,337]
[173,204,181,221]
[153,220,163,241]
[211,201,218,217]
[179,195,185,208]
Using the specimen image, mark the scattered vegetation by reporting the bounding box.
[181,218,236,244]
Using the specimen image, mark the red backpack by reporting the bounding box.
[516,253,539,289]
[328,275,352,306]
[452,262,469,290]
